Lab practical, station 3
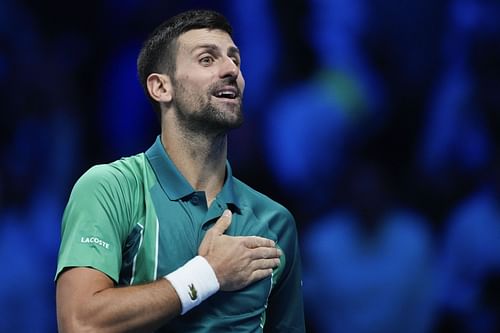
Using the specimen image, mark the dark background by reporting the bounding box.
[1,0,500,332]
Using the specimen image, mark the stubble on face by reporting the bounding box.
[168,29,245,138]
[172,76,244,136]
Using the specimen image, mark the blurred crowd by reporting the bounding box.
[1,0,499,332]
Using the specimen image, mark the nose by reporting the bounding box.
[219,56,239,79]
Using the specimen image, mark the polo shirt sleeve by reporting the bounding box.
[265,209,306,333]
[55,164,132,283]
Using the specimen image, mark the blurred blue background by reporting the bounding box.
[1,0,500,332]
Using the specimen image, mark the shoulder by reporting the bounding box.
[232,177,295,224]
[73,153,147,193]
[64,153,149,232]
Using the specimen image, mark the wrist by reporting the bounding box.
[164,256,220,314]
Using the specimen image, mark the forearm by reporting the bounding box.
[88,279,178,332]
[57,270,180,333]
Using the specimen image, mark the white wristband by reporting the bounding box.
[164,256,220,315]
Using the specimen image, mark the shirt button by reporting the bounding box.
[191,195,200,205]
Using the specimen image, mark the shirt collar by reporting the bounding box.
[145,136,241,209]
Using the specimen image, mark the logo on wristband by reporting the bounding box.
[188,283,198,300]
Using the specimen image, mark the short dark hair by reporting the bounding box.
[137,9,233,114]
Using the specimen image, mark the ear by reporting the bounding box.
[146,73,173,103]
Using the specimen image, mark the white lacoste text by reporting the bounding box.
[80,236,110,249]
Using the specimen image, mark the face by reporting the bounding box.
[171,28,245,134]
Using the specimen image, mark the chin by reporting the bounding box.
[219,115,244,130]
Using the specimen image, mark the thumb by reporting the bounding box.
[211,209,232,235]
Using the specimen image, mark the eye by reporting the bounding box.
[231,57,240,67]
[200,56,214,66]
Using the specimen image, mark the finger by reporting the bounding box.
[250,258,281,270]
[209,209,232,235]
[249,269,274,283]
[243,236,276,249]
[250,247,282,260]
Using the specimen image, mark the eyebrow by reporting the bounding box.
[191,44,240,57]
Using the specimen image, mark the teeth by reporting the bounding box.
[216,91,236,98]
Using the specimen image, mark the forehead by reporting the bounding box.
[176,28,237,53]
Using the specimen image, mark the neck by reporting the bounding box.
[161,120,228,204]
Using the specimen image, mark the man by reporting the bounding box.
[55,9,305,333]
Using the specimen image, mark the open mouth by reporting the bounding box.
[212,86,239,100]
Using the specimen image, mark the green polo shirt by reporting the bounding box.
[56,136,305,333]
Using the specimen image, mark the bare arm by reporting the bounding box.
[56,210,281,333]
[56,267,179,333]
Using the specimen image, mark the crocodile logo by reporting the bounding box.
[188,283,198,301]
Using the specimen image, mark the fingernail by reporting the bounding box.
[277,249,282,256]
[223,209,231,217]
